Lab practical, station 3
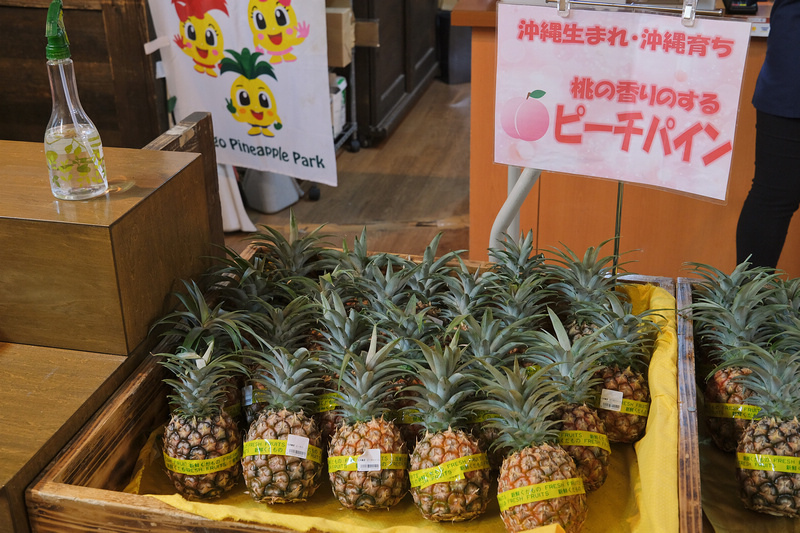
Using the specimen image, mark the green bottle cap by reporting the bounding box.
[45,0,71,61]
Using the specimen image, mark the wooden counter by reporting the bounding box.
[453,1,799,279]
[0,343,141,533]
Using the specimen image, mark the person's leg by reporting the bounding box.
[736,110,800,268]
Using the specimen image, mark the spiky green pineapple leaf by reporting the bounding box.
[220,48,277,80]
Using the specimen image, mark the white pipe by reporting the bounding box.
[489,167,541,257]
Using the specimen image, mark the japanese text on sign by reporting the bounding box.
[494,3,752,200]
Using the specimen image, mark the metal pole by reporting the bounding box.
[489,167,542,256]
[613,181,624,275]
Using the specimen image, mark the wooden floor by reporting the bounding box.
[224,80,471,257]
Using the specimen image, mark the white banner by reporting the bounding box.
[494,2,752,200]
[148,0,337,186]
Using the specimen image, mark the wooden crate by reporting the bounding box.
[0,114,221,356]
[27,273,698,533]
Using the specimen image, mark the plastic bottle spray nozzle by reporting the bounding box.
[46,0,70,61]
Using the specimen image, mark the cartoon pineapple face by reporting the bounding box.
[221,48,283,137]
[247,0,309,63]
[172,0,229,77]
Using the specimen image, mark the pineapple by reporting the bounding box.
[324,328,409,510]
[313,289,372,444]
[241,345,324,503]
[404,335,491,521]
[158,342,247,500]
[151,279,261,425]
[438,262,494,323]
[588,295,659,444]
[472,360,588,533]
[690,268,785,451]
[727,344,800,517]
[458,309,532,469]
[525,308,619,492]
[241,294,318,424]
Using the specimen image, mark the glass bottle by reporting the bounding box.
[44,0,108,200]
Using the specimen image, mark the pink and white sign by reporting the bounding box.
[494,2,752,201]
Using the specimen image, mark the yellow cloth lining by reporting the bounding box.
[125,284,678,533]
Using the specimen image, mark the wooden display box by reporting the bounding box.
[0,140,218,356]
[25,272,702,532]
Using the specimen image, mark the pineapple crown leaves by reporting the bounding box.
[488,230,545,283]
[488,272,553,330]
[314,289,372,364]
[724,343,800,420]
[545,238,631,305]
[438,264,494,321]
[220,48,276,80]
[157,341,249,418]
[328,328,405,423]
[249,210,338,278]
[524,308,619,404]
[406,232,465,298]
[577,295,660,369]
[333,227,376,278]
[764,276,800,332]
[150,279,260,353]
[249,294,318,353]
[459,309,531,367]
[247,345,324,413]
[470,359,565,451]
[401,335,478,433]
[356,257,419,314]
[369,295,442,356]
[685,259,779,308]
[692,274,789,360]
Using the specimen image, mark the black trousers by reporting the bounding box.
[736,110,800,268]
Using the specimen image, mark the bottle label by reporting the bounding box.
[45,127,107,197]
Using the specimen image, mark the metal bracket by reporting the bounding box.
[558,0,571,18]
[681,0,697,26]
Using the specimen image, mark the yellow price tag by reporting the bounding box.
[497,478,585,512]
[620,398,650,416]
[409,453,490,489]
[327,453,408,472]
[163,447,241,475]
[558,430,611,453]
[737,453,800,473]
[707,403,762,420]
[242,438,323,464]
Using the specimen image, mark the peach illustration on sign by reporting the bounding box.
[500,90,549,141]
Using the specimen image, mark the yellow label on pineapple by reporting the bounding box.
[242,438,323,464]
[466,411,499,424]
[327,453,408,472]
[737,453,800,473]
[706,403,762,420]
[558,430,612,453]
[409,453,490,489]
[497,477,585,512]
[316,393,340,413]
[163,447,241,475]
[620,399,650,416]
[389,409,423,424]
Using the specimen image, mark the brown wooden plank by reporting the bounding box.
[0,343,133,533]
[101,0,166,148]
[677,279,703,533]
[144,112,225,253]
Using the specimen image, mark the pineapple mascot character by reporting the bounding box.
[172,0,229,77]
[221,48,283,137]
[247,0,310,64]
